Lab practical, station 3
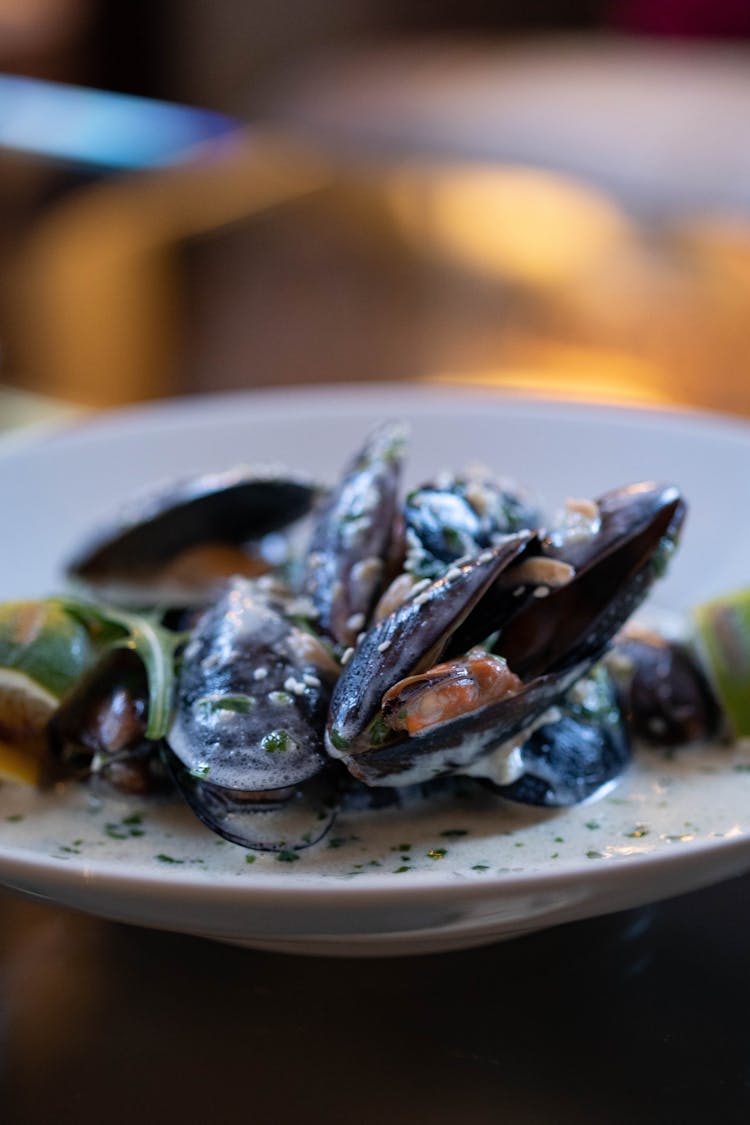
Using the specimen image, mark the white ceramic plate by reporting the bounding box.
[2,384,750,956]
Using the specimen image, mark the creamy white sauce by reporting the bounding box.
[459,743,525,785]
[548,498,601,549]
[1,736,749,880]
[0,597,743,881]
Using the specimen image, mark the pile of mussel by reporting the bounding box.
[2,423,723,851]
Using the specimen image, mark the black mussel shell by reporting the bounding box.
[48,647,149,774]
[405,473,541,579]
[327,532,535,755]
[169,580,332,793]
[494,482,686,681]
[607,628,722,745]
[91,742,171,796]
[339,658,590,786]
[67,467,319,593]
[492,668,631,807]
[166,749,338,851]
[303,421,406,649]
[327,482,684,791]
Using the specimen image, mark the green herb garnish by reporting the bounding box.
[276,849,300,863]
[328,728,350,751]
[261,729,288,754]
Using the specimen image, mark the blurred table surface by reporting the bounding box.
[2,388,750,1125]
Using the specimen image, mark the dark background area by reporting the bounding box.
[4,0,750,106]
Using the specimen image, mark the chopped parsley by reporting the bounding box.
[276,849,300,863]
[199,693,256,715]
[262,729,288,753]
[328,728,350,751]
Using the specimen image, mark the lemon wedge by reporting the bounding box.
[0,668,58,783]
[0,601,94,784]
[693,588,750,739]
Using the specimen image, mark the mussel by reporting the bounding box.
[606,624,722,746]
[67,467,320,606]
[405,468,541,580]
[326,482,685,794]
[490,666,631,807]
[47,647,168,794]
[166,578,340,849]
[302,421,406,650]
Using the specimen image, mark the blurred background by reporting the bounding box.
[1,0,749,421]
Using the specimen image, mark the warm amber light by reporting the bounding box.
[387,163,632,285]
[424,343,678,409]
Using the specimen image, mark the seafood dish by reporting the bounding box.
[0,421,744,856]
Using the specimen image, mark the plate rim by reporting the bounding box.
[4,381,750,462]
[1,814,749,902]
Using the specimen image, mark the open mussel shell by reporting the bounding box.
[66,466,320,605]
[326,531,536,756]
[339,658,592,786]
[495,482,686,681]
[490,668,631,807]
[165,750,338,851]
[328,481,684,788]
[303,421,407,649]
